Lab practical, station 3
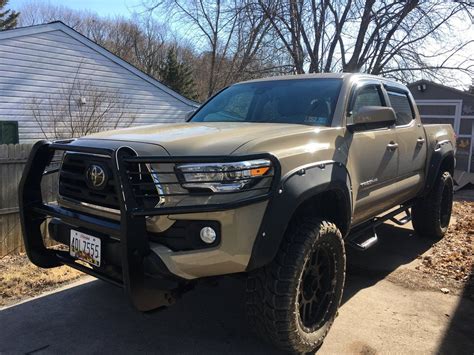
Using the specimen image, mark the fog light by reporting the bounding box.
[200,227,217,244]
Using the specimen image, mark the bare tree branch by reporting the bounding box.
[30,66,137,139]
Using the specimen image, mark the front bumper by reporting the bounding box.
[19,140,279,311]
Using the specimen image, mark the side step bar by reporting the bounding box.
[349,230,378,251]
[347,204,413,251]
[389,209,412,226]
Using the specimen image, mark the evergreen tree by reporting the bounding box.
[159,47,197,100]
[0,0,19,31]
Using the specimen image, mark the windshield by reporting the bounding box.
[191,79,342,126]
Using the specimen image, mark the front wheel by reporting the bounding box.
[245,218,345,353]
[412,171,454,240]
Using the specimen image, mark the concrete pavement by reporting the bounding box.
[1,222,473,354]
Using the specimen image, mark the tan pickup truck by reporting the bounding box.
[19,73,456,353]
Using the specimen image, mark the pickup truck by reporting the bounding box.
[19,73,456,353]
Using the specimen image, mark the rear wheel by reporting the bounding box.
[245,218,345,353]
[412,171,454,240]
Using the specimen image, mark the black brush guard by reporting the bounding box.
[19,140,280,311]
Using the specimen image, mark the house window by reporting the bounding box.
[0,121,19,144]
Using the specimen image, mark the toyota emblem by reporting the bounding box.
[86,164,107,189]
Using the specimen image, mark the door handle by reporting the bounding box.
[387,141,398,151]
[417,137,425,145]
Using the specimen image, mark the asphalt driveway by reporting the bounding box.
[1,222,473,354]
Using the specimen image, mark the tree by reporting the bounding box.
[16,1,283,100]
[159,47,198,100]
[256,0,474,85]
[147,0,278,98]
[148,0,241,97]
[0,0,19,30]
[18,1,473,96]
[31,66,137,139]
[17,2,170,79]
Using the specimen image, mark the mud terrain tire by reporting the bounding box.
[412,171,454,240]
[245,218,345,353]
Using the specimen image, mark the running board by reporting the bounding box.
[347,203,413,251]
[349,230,378,251]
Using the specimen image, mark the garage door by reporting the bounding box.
[416,99,474,173]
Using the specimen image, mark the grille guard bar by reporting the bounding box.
[19,140,280,311]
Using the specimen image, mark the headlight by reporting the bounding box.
[176,159,271,192]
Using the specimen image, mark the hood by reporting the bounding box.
[82,122,313,155]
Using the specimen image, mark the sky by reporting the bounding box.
[9,0,143,18]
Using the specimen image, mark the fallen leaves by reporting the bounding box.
[417,201,473,298]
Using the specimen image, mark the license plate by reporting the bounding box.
[70,230,101,267]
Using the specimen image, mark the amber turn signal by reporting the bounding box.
[250,166,270,176]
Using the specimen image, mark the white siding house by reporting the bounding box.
[0,21,198,143]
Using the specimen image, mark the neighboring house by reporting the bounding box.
[408,80,474,175]
[0,21,198,144]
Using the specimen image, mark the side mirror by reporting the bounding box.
[347,106,396,131]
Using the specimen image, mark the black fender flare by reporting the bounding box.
[246,161,353,271]
[422,141,455,196]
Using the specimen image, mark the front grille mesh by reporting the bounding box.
[59,153,120,209]
[59,153,160,210]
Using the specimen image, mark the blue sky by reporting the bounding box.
[9,0,144,18]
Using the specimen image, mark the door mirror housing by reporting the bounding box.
[347,106,396,131]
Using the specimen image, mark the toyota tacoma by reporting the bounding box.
[19,73,456,353]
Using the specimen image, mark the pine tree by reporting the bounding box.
[0,0,19,31]
[159,47,197,100]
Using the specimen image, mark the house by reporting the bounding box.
[0,21,198,144]
[408,80,474,175]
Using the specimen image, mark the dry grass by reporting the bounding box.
[0,254,83,307]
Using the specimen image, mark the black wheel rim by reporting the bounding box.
[297,242,337,332]
[440,182,453,228]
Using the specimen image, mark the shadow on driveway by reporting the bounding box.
[0,222,453,354]
[436,268,473,355]
[344,222,435,303]
[0,277,281,354]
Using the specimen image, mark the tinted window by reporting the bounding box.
[0,121,19,144]
[387,91,414,125]
[191,79,342,126]
[351,84,384,115]
[218,90,253,120]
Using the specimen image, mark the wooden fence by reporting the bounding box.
[0,144,32,256]
[0,144,58,257]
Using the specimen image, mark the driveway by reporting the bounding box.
[1,222,473,354]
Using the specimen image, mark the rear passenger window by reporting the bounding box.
[387,91,414,126]
[351,84,384,115]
